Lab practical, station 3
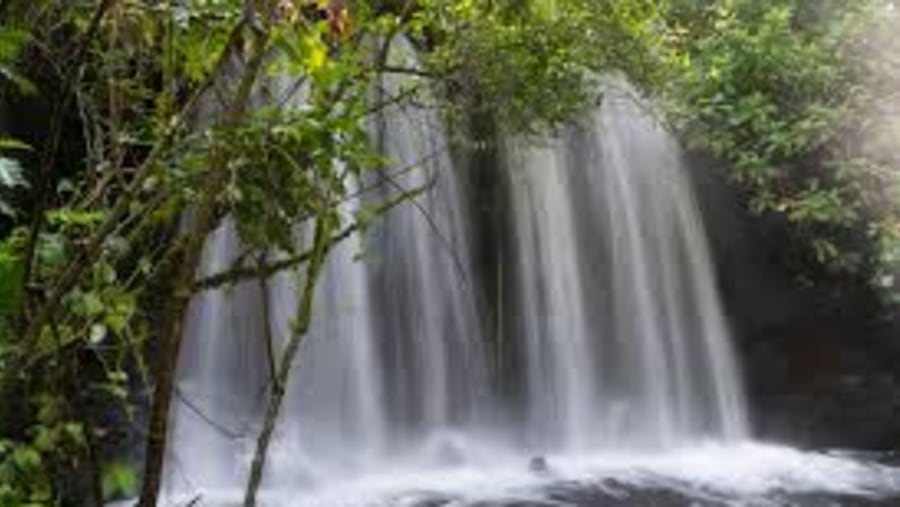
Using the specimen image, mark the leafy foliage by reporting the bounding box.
[101,461,137,501]
[0,395,86,507]
[411,0,672,134]
[663,0,900,291]
[0,26,34,96]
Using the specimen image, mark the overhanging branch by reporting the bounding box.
[191,184,427,292]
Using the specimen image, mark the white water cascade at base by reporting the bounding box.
[156,443,900,506]
[156,70,900,505]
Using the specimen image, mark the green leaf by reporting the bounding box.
[47,209,105,228]
[31,427,55,453]
[0,137,31,151]
[63,423,85,447]
[11,447,41,470]
[102,461,137,500]
[0,157,27,189]
[89,323,108,344]
[73,291,105,318]
[36,233,66,269]
[0,156,27,217]
[0,249,23,317]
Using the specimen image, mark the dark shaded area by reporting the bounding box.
[0,25,90,237]
[688,153,900,450]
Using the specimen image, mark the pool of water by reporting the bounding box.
[149,442,900,506]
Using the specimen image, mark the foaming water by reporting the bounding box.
[156,443,900,506]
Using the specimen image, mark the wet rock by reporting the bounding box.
[687,152,900,451]
[528,456,549,474]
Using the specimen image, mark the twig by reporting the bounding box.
[376,64,435,78]
[255,254,279,390]
[192,185,426,292]
[374,153,473,295]
[174,386,246,440]
[18,0,118,330]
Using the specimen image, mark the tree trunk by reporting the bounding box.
[243,214,333,507]
[137,15,272,505]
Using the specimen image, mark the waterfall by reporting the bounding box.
[166,219,269,493]
[505,81,747,452]
[161,71,750,501]
[365,45,490,441]
[259,190,391,485]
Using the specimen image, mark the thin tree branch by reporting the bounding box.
[256,253,279,390]
[174,386,246,440]
[376,65,436,78]
[18,0,118,330]
[192,185,426,292]
[243,211,331,507]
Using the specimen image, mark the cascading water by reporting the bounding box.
[163,41,493,498]
[158,51,900,506]
[504,81,746,452]
[365,53,490,442]
[263,188,390,483]
[167,218,270,493]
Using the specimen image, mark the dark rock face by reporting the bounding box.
[529,456,550,474]
[687,154,900,451]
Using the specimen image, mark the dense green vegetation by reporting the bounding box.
[0,0,897,505]
[666,0,900,297]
